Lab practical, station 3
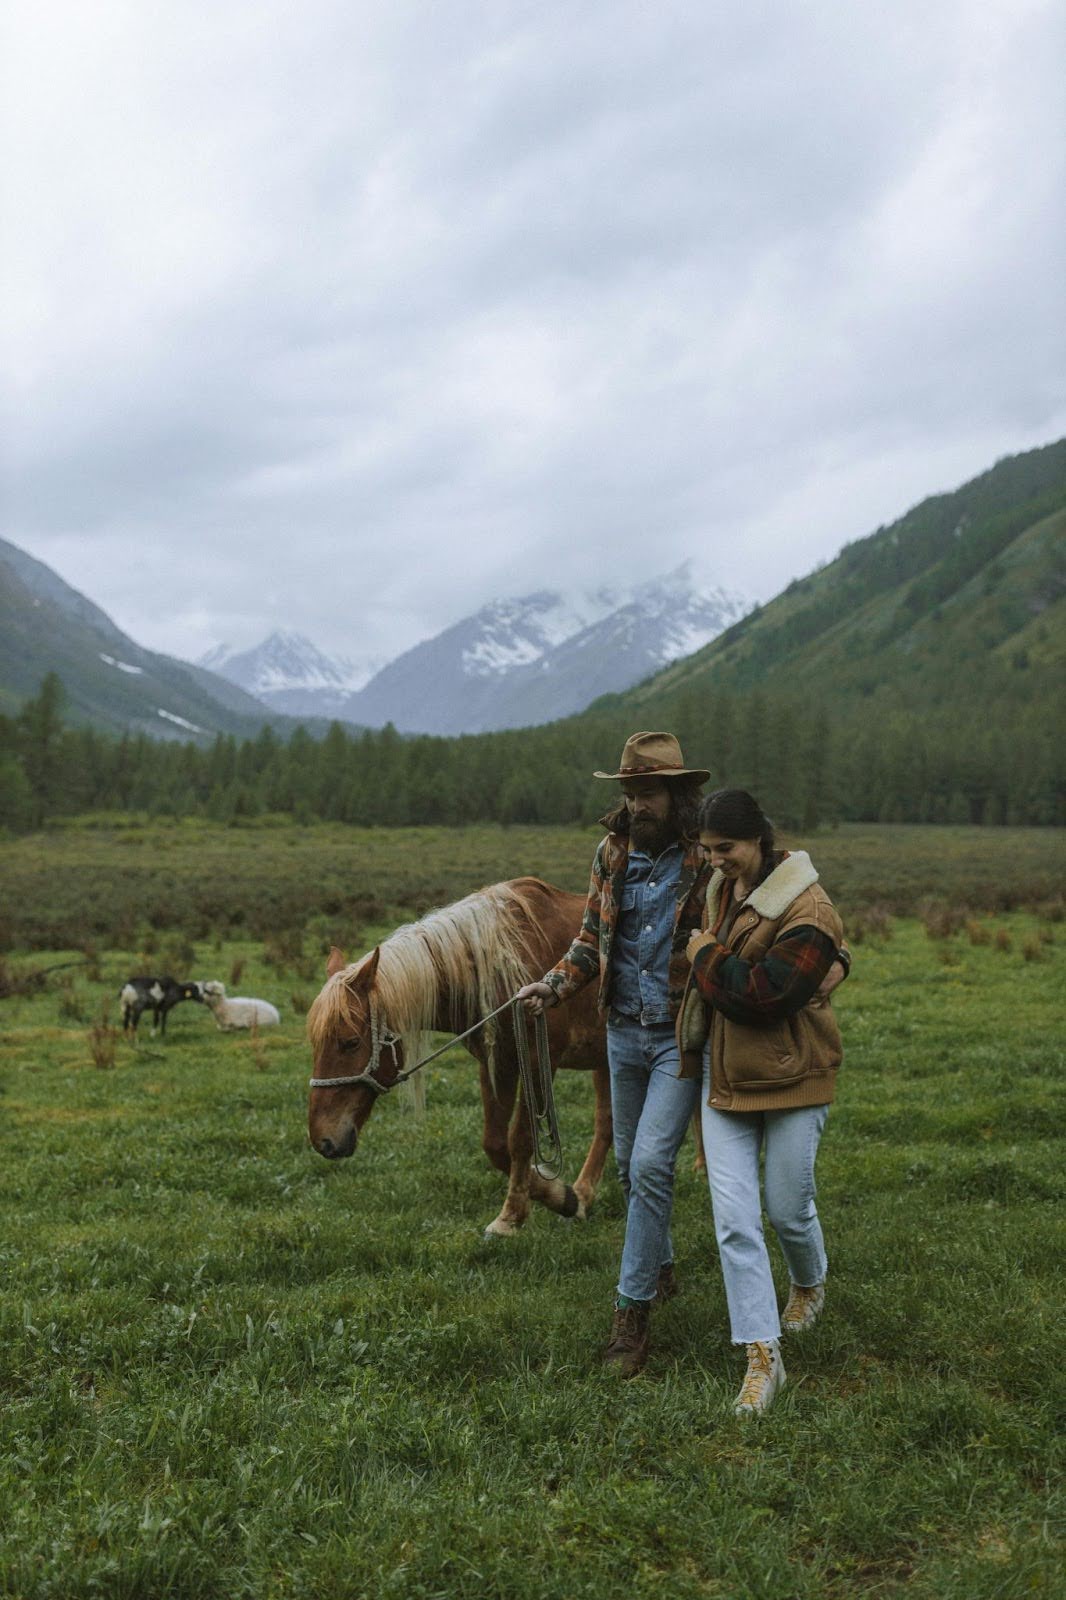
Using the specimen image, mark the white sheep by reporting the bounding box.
[201,980,280,1031]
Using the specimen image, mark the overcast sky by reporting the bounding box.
[3,0,1064,671]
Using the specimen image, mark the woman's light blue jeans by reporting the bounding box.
[701,1069,829,1344]
[607,1018,700,1303]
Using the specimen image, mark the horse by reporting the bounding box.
[306,876,613,1237]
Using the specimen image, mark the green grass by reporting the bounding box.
[0,829,1064,1597]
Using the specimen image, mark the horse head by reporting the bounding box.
[307,944,407,1160]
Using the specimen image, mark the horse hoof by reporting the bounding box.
[483,1218,519,1239]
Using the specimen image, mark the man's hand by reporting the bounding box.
[816,959,846,1000]
[516,981,558,1016]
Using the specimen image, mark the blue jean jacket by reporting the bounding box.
[609,843,684,1024]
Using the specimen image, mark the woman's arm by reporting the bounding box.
[685,924,840,1025]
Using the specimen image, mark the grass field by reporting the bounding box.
[1,823,1064,1597]
[1,817,1063,953]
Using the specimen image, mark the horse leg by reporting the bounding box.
[483,1067,583,1234]
[510,1081,585,1225]
[481,1064,532,1238]
[570,1063,613,1219]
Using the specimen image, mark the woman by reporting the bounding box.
[677,789,846,1415]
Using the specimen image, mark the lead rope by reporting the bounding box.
[511,1003,563,1180]
[310,995,564,1178]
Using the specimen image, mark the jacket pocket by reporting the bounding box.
[721,1015,812,1092]
[678,985,708,1055]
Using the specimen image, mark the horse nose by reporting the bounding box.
[313,1129,357,1160]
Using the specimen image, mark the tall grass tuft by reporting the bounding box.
[994,927,1013,952]
[229,956,246,986]
[966,918,992,946]
[88,1004,118,1069]
[263,928,304,971]
[921,900,968,939]
[849,903,893,944]
[1022,935,1045,962]
[0,957,45,999]
[57,974,87,1022]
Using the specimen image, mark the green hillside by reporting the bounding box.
[624,439,1066,703]
[0,538,348,743]
[569,440,1066,825]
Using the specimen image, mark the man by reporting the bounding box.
[518,730,713,1378]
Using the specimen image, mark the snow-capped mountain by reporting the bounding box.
[199,630,383,719]
[203,567,746,734]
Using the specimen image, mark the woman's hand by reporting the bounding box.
[516,981,558,1016]
[686,930,715,963]
[816,960,846,999]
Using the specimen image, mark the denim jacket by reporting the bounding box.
[543,826,710,1017]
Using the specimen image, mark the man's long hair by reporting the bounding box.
[602,774,705,842]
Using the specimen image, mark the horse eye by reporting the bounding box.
[339,1037,361,1053]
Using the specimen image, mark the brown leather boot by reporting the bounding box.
[603,1302,651,1378]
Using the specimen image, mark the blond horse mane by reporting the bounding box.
[306,882,545,1080]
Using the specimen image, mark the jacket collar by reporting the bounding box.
[707,850,819,921]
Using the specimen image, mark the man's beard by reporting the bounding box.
[629,814,680,855]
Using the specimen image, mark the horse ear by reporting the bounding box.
[326,946,347,978]
[359,946,381,986]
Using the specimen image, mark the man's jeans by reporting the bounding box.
[701,1080,829,1343]
[607,1017,699,1303]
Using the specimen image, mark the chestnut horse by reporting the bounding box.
[307,876,613,1237]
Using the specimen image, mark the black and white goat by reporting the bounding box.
[119,975,204,1035]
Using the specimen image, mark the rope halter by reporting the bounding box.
[308,994,404,1096]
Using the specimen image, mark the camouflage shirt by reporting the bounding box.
[543,827,711,1017]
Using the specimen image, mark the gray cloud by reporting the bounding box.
[3,0,1064,666]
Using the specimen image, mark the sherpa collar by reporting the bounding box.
[707,850,819,922]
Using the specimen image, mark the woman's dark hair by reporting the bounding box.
[603,774,705,840]
[697,789,775,860]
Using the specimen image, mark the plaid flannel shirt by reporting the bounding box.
[689,865,839,1025]
[544,829,710,1016]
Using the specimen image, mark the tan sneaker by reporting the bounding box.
[603,1303,651,1378]
[734,1340,785,1416]
[781,1282,825,1333]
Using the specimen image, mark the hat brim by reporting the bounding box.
[593,766,711,781]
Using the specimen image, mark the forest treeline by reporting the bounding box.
[1,670,1061,834]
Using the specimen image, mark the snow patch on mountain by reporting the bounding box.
[200,566,749,733]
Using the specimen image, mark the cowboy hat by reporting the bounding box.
[593,731,710,782]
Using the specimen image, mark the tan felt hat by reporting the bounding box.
[593,731,710,782]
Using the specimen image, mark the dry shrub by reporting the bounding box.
[263,928,305,971]
[0,958,46,1000]
[994,928,1013,953]
[966,919,992,947]
[159,934,196,974]
[849,904,893,944]
[229,956,246,987]
[89,1004,118,1070]
[249,1016,267,1072]
[921,901,967,940]
[1021,935,1045,963]
[58,975,87,1022]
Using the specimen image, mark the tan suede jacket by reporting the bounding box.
[676,850,845,1112]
